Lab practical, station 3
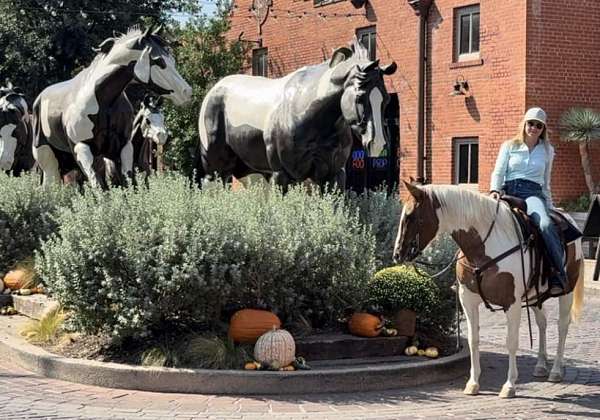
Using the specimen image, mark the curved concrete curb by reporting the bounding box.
[0,323,469,395]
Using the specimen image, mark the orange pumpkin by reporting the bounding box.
[348,312,383,337]
[3,270,28,290]
[228,309,281,343]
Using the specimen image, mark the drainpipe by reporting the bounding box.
[408,0,433,184]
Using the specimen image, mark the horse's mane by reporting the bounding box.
[423,185,516,241]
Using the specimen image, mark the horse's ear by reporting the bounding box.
[152,25,163,36]
[403,180,425,201]
[156,96,164,107]
[6,80,13,89]
[360,59,379,73]
[382,61,397,75]
[93,38,115,54]
[329,47,352,68]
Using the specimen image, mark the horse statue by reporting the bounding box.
[195,38,397,191]
[0,81,34,175]
[393,182,585,398]
[103,95,167,183]
[131,95,167,176]
[32,26,191,188]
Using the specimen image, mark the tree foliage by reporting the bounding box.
[162,11,249,177]
[0,0,199,100]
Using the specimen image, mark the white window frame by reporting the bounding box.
[356,26,377,61]
[454,4,480,62]
[454,138,479,188]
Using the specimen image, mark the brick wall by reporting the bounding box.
[227,0,598,202]
[527,0,600,201]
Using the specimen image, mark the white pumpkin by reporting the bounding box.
[254,327,296,367]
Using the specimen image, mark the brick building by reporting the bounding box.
[227,0,600,202]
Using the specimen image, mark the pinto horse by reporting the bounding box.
[0,82,34,175]
[32,27,191,188]
[196,38,396,190]
[131,95,167,176]
[393,182,585,398]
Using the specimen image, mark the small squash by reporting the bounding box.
[3,270,28,291]
[254,327,296,367]
[228,309,281,344]
[404,345,418,356]
[348,313,383,337]
[417,349,426,356]
[425,347,439,358]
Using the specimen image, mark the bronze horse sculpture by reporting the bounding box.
[196,38,396,190]
[32,27,191,188]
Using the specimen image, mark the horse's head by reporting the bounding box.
[393,181,441,263]
[97,27,192,106]
[332,40,397,157]
[138,96,168,145]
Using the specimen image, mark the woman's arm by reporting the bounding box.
[542,144,555,208]
[490,141,509,193]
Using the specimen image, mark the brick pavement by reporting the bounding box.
[0,296,598,419]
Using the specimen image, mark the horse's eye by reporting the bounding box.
[151,56,166,69]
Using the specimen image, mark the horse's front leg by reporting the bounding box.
[120,140,134,186]
[499,302,521,398]
[532,306,549,377]
[549,292,573,382]
[459,285,481,395]
[33,145,61,187]
[73,142,102,188]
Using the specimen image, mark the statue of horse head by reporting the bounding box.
[136,95,167,146]
[94,26,192,106]
[332,39,397,157]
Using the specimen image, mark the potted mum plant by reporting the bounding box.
[365,265,440,337]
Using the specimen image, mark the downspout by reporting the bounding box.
[408,0,433,184]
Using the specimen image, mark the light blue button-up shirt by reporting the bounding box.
[490,140,555,206]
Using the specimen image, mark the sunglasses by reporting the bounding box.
[527,120,544,130]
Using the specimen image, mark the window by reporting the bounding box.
[454,5,480,61]
[454,138,479,185]
[356,26,377,61]
[252,48,268,77]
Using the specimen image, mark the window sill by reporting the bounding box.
[449,58,484,69]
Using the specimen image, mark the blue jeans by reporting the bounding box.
[503,179,566,287]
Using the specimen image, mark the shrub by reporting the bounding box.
[0,172,74,274]
[558,193,592,212]
[347,188,402,270]
[36,173,376,340]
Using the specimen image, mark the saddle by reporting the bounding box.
[501,195,583,300]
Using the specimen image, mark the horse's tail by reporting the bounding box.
[571,256,585,322]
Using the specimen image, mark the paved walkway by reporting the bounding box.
[0,296,598,419]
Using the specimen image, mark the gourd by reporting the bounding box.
[425,347,439,358]
[228,309,281,343]
[348,313,383,337]
[404,345,418,356]
[253,327,296,367]
[3,270,27,290]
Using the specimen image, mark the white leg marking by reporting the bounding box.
[532,306,549,377]
[549,292,573,382]
[460,285,481,396]
[499,303,521,398]
[73,142,99,188]
[0,124,17,170]
[33,145,60,186]
[120,141,133,178]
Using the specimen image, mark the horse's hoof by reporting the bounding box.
[499,385,516,398]
[463,383,480,395]
[548,371,564,383]
[533,365,549,377]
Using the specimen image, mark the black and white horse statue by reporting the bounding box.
[32,26,191,188]
[131,95,167,176]
[195,38,397,190]
[0,82,34,175]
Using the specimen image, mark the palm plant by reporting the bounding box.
[559,107,600,195]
